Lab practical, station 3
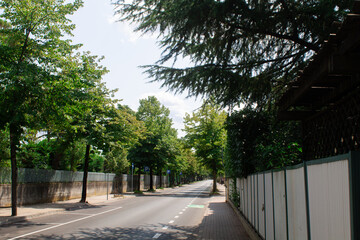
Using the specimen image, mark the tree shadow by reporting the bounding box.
[22,224,199,240]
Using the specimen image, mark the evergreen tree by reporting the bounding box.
[116,0,353,108]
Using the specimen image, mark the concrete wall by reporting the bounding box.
[0,172,170,207]
[0,181,116,207]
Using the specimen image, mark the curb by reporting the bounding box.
[227,199,262,240]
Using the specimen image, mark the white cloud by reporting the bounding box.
[107,14,157,43]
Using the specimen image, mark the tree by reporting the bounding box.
[101,104,146,174]
[225,108,302,178]
[115,0,354,108]
[129,96,177,191]
[175,139,207,184]
[184,100,227,193]
[0,0,83,216]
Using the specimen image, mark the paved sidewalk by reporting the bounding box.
[0,193,132,226]
[196,184,251,240]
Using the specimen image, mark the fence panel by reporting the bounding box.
[273,170,287,240]
[144,175,150,189]
[264,172,274,240]
[258,173,265,238]
[239,178,245,213]
[286,166,308,240]
[307,159,351,240]
[253,174,258,231]
[236,178,241,207]
[229,178,234,201]
[0,168,117,183]
[244,177,249,219]
[248,176,252,221]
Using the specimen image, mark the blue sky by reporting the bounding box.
[69,0,202,136]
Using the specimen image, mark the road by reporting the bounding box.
[0,180,214,240]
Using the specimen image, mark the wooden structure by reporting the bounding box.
[278,3,360,160]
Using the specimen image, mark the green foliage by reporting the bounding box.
[88,150,105,172]
[184,100,227,171]
[225,108,302,178]
[18,139,51,169]
[230,179,240,208]
[115,0,354,107]
[0,127,10,167]
[129,96,177,173]
[184,100,227,191]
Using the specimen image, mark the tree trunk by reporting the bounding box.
[158,166,162,188]
[159,174,162,188]
[212,170,217,193]
[149,167,154,190]
[137,166,141,191]
[9,124,18,216]
[80,144,90,203]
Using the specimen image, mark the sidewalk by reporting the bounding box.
[196,184,251,240]
[0,193,131,226]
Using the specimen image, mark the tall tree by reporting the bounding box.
[0,0,83,216]
[101,104,146,174]
[115,0,354,108]
[184,100,227,193]
[129,96,177,191]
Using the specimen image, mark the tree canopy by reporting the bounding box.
[115,0,354,108]
[225,108,302,178]
[184,100,227,192]
[129,96,178,190]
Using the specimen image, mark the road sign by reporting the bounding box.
[167,170,170,174]
[144,166,150,172]
[132,163,134,169]
[180,172,182,175]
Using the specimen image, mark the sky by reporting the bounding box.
[69,0,202,137]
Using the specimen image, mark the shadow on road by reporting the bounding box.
[22,224,199,240]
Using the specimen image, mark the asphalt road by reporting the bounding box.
[0,180,213,240]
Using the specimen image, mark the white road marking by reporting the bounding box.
[66,212,93,216]
[153,233,162,239]
[162,226,168,230]
[169,220,174,224]
[174,216,179,218]
[179,212,183,214]
[8,206,123,240]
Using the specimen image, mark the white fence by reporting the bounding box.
[229,151,360,240]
